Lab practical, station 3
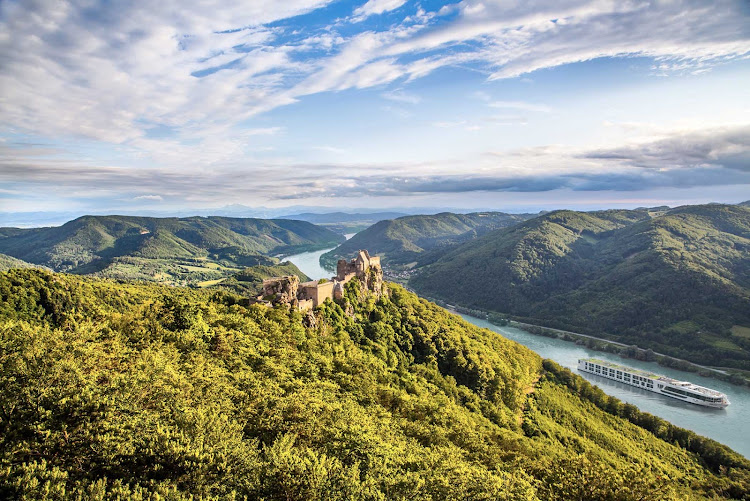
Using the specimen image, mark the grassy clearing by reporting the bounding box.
[731,325,750,339]
[197,278,225,287]
[182,265,215,272]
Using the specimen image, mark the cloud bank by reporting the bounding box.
[1,1,749,211]
[3,125,748,207]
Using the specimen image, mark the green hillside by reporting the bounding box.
[411,205,750,369]
[1,268,749,499]
[321,211,533,269]
[0,253,40,272]
[214,261,310,294]
[0,215,344,285]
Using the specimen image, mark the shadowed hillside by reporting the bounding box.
[321,211,534,269]
[411,205,750,369]
[1,268,748,499]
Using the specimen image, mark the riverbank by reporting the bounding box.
[283,254,750,458]
[418,294,750,388]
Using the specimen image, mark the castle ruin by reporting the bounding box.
[336,249,382,293]
[256,249,383,311]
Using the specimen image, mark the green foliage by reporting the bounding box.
[321,211,533,269]
[412,205,750,369]
[0,269,747,499]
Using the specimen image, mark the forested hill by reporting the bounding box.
[411,204,750,369]
[0,215,344,285]
[322,211,534,268]
[0,253,40,272]
[1,268,748,499]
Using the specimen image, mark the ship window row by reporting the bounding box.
[585,363,653,388]
[586,362,723,403]
[661,386,723,402]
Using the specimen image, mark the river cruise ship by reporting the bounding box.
[577,358,730,408]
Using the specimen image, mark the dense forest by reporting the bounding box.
[410,204,750,369]
[321,211,533,269]
[0,215,343,286]
[1,268,748,499]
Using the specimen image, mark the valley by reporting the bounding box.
[3,203,750,498]
[407,204,750,371]
[0,215,344,286]
[2,267,749,499]
[283,242,750,460]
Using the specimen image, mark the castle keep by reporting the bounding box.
[257,249,383,311]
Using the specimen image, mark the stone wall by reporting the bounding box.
[335,249,383,295]
[257,249,383,311]
[299,280,335,308]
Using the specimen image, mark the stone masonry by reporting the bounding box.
[254,250,383,311]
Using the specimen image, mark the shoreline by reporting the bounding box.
[412,290,750,388]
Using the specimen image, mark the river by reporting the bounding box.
[283,245,750,459]
[282,233,355,280]
[458,314,750,459]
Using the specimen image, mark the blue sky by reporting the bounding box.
[1,0,749,215]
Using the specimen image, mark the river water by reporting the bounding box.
[283,247,336,280]
[282,233,355,280]
[283,245,750,459]
[458,315,750,459]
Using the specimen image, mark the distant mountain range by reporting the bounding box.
[278,211,408,234]
[278,211,408,224]
[410,204,750,369]
[4,200,748,228]
[0,206,459,228]
[321,211,535,268]
[0,215,343,285]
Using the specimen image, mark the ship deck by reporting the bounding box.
[580,358,725,398]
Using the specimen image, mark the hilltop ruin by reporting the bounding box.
[257,249,383,311]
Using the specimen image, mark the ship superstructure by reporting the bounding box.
[577,358,729,408]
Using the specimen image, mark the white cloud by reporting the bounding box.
[353,0,409,22]
[0,0,330,145]
[312,145,347,154]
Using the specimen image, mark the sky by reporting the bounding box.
[1,0,749,216]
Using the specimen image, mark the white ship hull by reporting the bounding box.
[577,358,729,408]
